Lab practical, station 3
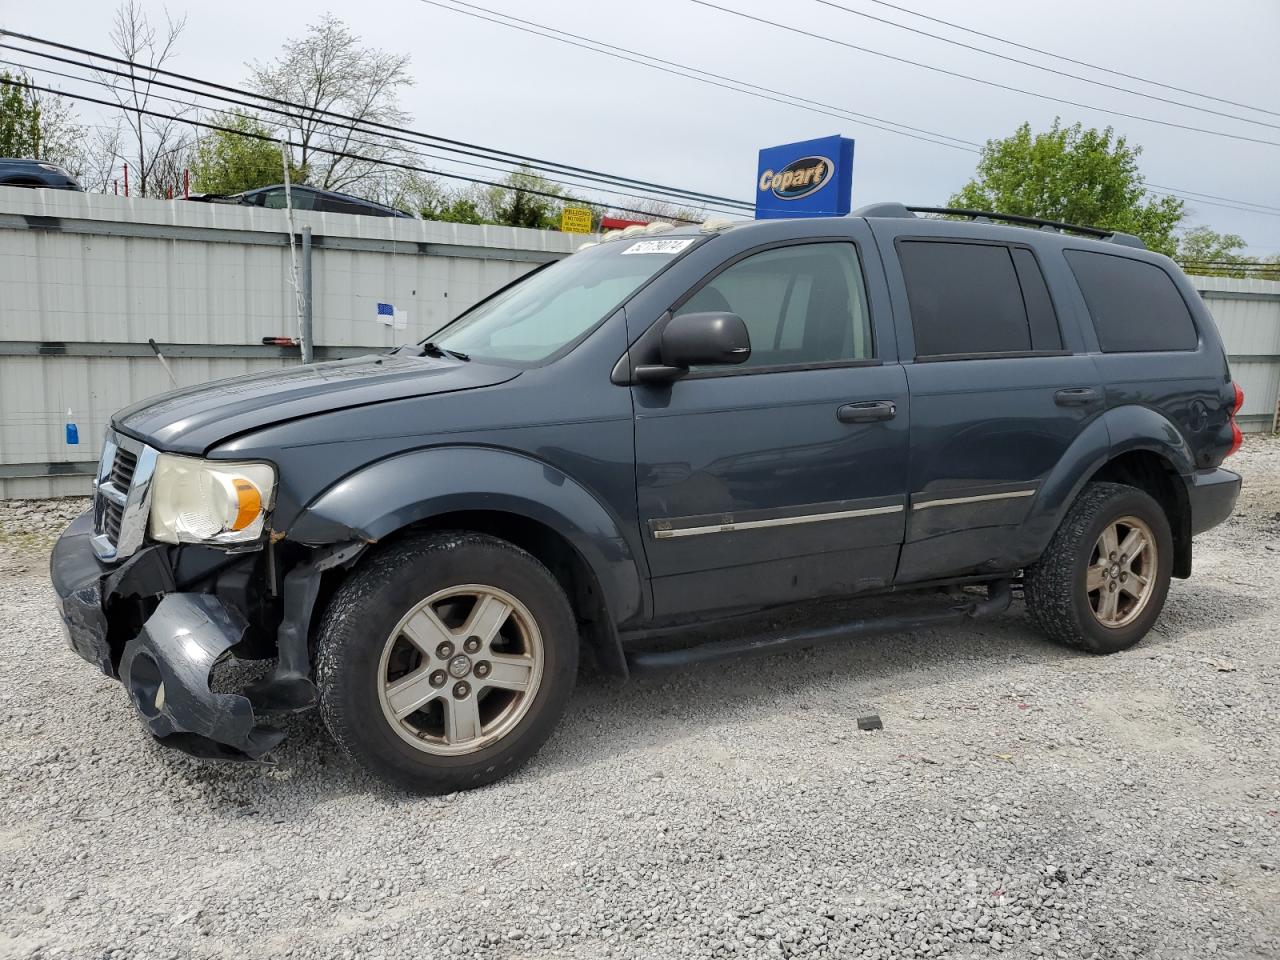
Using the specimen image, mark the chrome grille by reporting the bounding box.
[91,430,159,562]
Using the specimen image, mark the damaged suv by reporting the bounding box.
[51,203,1243,792]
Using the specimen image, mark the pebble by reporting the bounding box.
[2,441,1279,958]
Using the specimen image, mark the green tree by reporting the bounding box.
[486,169,574,230]
[0,72,44,158]
[190,112,297,195]
[949,120,1185,256]
[1175,226,1280,280]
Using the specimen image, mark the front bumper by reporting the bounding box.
[50,510,283,760]
[1188,466,1242,535]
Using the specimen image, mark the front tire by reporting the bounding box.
[316,531,578,793]
[1024,481,1173,654]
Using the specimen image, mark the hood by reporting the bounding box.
[113,354,519,454]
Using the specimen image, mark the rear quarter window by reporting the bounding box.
[1064,250,1199,352]
[897,240,1062,357]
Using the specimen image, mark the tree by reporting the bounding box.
[249,15,413,193]
[93,1,194,197]
[1175,226,1280,280]
[0,71,88,175]
[0,72,45,159]
[190,112,297,195]
[949,120,1185,256]
[602,198,704,226]
[481,168,581,230]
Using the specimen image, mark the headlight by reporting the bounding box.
[148,455,276,546]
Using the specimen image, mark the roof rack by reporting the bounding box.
[851,202,1146,250]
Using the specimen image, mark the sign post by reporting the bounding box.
[755,135,855,220]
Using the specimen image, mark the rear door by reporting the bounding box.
[872,223,1105,583]
[629,223,909,618]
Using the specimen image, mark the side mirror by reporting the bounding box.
[633,312,750,383]
[662,311,751,367]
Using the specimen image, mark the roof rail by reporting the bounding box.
[850,202,1146,250]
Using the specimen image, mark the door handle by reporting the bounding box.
[837,401,896,424]
[1054,387,1101,407]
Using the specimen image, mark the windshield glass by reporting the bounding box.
[431,235,701,364]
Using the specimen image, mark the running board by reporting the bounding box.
[626,580,1012,671]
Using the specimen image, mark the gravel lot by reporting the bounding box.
[2,439,1278,960]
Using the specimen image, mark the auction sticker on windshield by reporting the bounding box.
[621,238,698,255]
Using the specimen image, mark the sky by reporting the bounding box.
[3,0,1278,251]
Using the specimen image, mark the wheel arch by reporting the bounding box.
[286,446,643,677]
[1025,405,1195,577]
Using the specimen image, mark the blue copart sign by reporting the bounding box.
[755,135,855,219]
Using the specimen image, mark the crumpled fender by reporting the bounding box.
[285,445,645,627]
[118,593,284,760]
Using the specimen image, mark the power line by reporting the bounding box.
[803,0,1280,130]
[688,0,1280,149]
[850,0,1280,119]
[407,1,1280,219]
[1,51,752,217]
[1146,183,1280,215]
[15,78,722,223]
[410,0,980,153]
[12,25,1280,226]
[0,28,755,212]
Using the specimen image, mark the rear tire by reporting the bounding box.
[316,531,578,793]
[1024,481,1173,654]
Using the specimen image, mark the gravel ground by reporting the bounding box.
[2,440,1278,960]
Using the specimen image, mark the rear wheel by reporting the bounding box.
[316,531,578,792]
[1024,482,1173,653]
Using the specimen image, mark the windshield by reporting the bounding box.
[430,235,702,364]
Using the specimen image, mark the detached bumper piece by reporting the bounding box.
[118,594,285,761]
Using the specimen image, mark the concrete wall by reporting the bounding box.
[0,186,586,498]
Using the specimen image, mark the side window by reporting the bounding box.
[262,188,315,210]
[675,242,873,368]
[1064,250,1199,352]
[899,240,1062,358]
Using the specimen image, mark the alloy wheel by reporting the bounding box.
[1086,515,1157,629]
[377,584,544,756]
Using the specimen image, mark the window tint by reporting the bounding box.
[675,242,873,368]
[261,188,314,210]
[1012,248,1062,351]
[1065,250,1198,352]
[900,240,1058,357]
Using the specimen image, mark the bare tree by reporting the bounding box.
[249,14,413,193]
[93,1,193,197]
[602,198,708,225]
[78,121,127,193]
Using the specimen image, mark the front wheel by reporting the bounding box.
[1024,481,1173,654]
[316,531,578,792]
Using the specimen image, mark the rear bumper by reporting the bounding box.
[1188,467,1241,535]
[50,511,283,760]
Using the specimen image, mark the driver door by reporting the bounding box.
[630,231,909,618]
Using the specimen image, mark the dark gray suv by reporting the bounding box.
[51,203,1243,791]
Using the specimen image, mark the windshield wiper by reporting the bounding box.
[419,342,471,362]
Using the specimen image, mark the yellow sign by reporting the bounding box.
[560,207,593,234]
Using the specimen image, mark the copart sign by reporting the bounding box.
[755,135,855,220]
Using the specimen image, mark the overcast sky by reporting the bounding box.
[4,0,1278,250]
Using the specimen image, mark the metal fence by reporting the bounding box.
[0,186,585,498]
[2,185,1277,498]
[1193,275,1280,434]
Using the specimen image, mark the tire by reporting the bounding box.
[1024,481,1173,654]
[316,531,578,793]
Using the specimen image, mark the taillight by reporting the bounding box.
[1226,382,1244,459]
